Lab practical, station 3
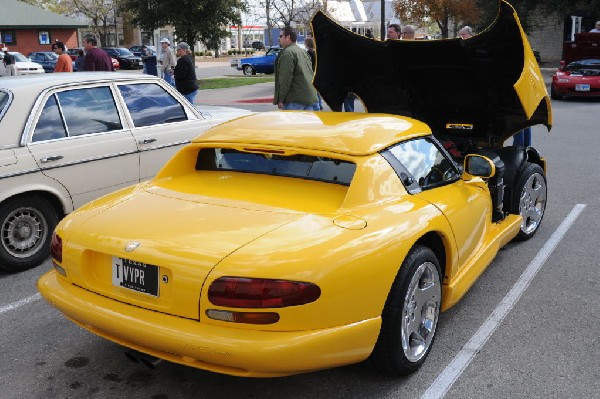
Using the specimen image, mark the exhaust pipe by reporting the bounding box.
[124,349,140,363]
[124,349,163,369]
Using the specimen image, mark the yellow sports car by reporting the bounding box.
[38,1,551,377]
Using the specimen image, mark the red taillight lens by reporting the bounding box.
[208,277,321,308]
[50,232,62,263]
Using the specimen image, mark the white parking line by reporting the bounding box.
[421,204,587,399]
[0,293,41,315]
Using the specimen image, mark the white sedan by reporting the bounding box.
[8,52,45,75]
[0,72,252,272]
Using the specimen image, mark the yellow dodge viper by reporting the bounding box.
[38,1,551,377]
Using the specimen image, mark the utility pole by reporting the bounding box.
[380,0,385,40]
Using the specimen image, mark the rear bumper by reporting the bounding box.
[38,270,380,377]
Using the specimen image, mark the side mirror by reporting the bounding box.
[463,154,496,179]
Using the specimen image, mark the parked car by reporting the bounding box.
[7,52,45,75]
[101,47,143,69]
[0,72,252,272]
[27,52,58,73]
[66,48,79,61]
[129,45,157,57]
[233,46,281,75]
[551,33,600,99]
[27,51,78,72]
[252,40,265,50]
[39,2,551,378]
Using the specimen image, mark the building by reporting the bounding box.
[0,0,87,54]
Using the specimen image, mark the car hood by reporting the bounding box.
[311,0,551,145]
[562,33,600,65]
[16,61,43,69]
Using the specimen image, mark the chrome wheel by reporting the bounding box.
[1,206,48,258]
[242,65,255,76]
[401,261,441,362]
[518,172,546,236]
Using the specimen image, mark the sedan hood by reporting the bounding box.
[311,0,551,145]
[63,188,303,319]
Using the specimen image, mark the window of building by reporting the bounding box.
[38,31,51,45]
[1,31,16,45]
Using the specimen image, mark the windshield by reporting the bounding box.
[196,148,356,186]
[10,53,29,62]
[115,48,134,56]
[566,59,600,76]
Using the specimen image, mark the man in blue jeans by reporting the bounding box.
[174,42,198,104]
[513,127,532,146]
[273,26,318,110]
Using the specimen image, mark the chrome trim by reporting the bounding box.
[35,150,139,171]
[0,168,43,180]
[136,141,190,152]
[0,89,14,121]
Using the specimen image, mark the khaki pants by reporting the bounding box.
[6,64,17,76]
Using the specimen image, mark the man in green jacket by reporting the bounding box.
[274,26,318,110]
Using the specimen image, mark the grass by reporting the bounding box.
[197,76,274,90]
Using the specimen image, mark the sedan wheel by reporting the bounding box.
[243,65,255,76]
[0,196,59,272]
[369,245,441,375]
[511,162,547,240]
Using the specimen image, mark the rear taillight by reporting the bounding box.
[208,277,321,308]
[50,232,62,263]
[51,232,66,276]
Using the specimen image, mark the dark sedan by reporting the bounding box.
[101,47,143,70]
[28,51,77,72]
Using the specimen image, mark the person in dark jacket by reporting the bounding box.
[74,49,85,71]
[174,42,199,104]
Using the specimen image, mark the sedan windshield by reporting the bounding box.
[10,53,29,62]
[115,48,134,56]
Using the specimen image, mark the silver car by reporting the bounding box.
[0,72,252,272]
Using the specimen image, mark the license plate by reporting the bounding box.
[575,84,590,92]
[138,61,143,65]
[112,257,159,296]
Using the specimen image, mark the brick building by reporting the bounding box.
[1,0,87,55]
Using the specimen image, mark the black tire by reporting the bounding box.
[242,65,255,76]
[0,196,59,272]
[511,162,547,241]
[550,85,562,100]
[368,245,442,375]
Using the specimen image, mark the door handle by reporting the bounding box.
[40,155,64,163]
[139,138,157,145]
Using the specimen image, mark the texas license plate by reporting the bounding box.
[575,84,590,92]
[112,257,159,296]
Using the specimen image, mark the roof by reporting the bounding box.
[0,0,87,29]
[0,72,156,93]
[194,111,431,156]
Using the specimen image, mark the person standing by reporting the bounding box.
[513,127,532,147]
[82,34,114,71]
[174,42,199,104]
[401,25,416,40]
[74,49,85,71]
[387,24,401,39]
[3,49,17,76]
[159,38,176,85]
[304,37,322,111]
[273,26,318,110]
[459,26,474,39]
[52,41,73,72]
